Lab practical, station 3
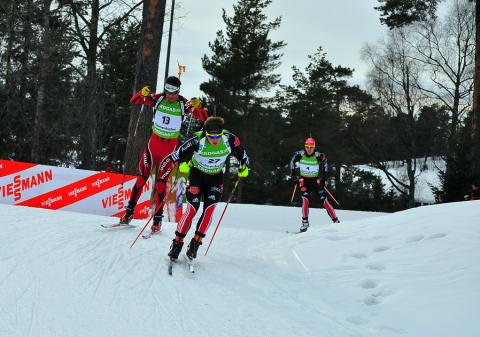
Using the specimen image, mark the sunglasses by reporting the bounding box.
[206,131,223,139]
[305,145,315,149]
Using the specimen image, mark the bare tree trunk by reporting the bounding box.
[80,0,100,169]
[20,0,33,95]
[124,0,167,174]
[445,104,460,195]
[473,0,480,177]
[333,161,342,202]
[31,0,53,164]
[396,59,418,208]
[406,72,417,208]
[406,158,416,207]
[4,1,17,91]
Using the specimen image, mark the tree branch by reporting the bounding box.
[98,0,143,42]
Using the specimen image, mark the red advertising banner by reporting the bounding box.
[0,160,154,219]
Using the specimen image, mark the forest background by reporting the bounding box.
[1,0,478,211]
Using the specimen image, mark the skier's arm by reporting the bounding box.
[129,86,161,107]
[317,152,328,185]
[157,136,200,181]
[171,135,200,163]
[227,132,249,167]
[289,152,302,178]
[183,97,208,122]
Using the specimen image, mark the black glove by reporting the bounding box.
[291,175,299,184]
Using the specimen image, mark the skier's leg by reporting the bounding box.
[150,137,178,231]
[187,177,223,259]
[318,187,339,223]
[323,198,339,223]
[299,179,310,231]
[169,171,201,259]
[120,135,156,224]
[175,190,200,236]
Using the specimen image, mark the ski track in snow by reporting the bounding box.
[0,202,479,337]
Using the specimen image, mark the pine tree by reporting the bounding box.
[277,48,356,202]
[0,1,36,161]
[200,0,285,202]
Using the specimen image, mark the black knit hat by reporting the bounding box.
[164,76,181,93]
[204,116,224,135]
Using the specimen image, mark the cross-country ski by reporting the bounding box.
[142,230,161,239]
[100,223,136,229]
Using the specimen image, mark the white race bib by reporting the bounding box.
[299,162,319,176]
[153,110,182,133]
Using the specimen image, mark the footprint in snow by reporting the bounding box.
[363,288,394,306]
[427,233,447,240]
[363,295,381,306]
[346,316,368,326]
[372,246,390,252]
[376,325,407,334]
[365,262,386,271]
[324,235,349,241]
[349,252,368,259]
[360,279,378,289]
[405,235,424,243]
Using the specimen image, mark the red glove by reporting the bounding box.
[191,107,208,121]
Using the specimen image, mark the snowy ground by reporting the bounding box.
[0,201,478,337]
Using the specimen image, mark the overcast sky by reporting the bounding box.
[156,0,388,98]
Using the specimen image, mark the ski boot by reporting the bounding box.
[186,238,202,260]
[168,239,184,260]
[299,218,309,232]
[151,215,163,232]
[119,203,135,225]
[332,217,340,223]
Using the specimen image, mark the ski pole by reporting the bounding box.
[205,177,240,256]
[129,200,164,249]
[133,102,146,137]
[290,184,297,204]
[130,177,179,249]
[324,186,340,206]
[185,114,193,138]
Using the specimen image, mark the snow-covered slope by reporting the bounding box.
[0,202,478,337]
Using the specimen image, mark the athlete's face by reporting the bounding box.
[305,146,315,155]
[165,91,179,102]
[207,136,221,146]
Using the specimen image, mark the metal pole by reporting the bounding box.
[164,0,175,83]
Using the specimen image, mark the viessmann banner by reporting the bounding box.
[0,160,153,219]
